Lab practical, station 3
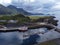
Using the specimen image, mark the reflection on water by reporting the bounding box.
[0,32,21,45]
[0,27,60,45]
[22,34,40,45]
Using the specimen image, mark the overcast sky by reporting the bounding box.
[0,0,60,13]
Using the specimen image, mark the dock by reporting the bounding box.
[0,26,28,32]
[0,22,60,33]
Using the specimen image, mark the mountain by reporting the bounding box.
[0,4,45,15]
[17,8,44,15]
[7,5,33,15]
[0,4,18,15]
[0,4,12,15]
[7,5,18,14]
[7,5,45,15]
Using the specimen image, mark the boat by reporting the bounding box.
[18,26,28,32]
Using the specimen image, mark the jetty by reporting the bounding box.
[0,22,60,33]
[0,26,28,32]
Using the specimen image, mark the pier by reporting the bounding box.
[0,22,60,33]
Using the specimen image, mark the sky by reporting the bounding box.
[0,0,60,13]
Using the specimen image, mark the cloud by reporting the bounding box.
[52,2,60,10]
[0,0,60,13]
[0,0,12,6]
[20,0,56,13]
[26,2,55,13]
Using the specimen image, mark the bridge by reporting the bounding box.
[0,22,60,33]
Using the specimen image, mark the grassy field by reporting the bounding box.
[29,16,42,20]
[28,16,52,20]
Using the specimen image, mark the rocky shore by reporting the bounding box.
[35,38,60,45]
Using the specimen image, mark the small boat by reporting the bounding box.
[18,26,28,32]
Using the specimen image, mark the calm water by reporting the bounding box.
[0,15,60,45]
[0,28,60,45]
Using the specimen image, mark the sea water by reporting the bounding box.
[0,28,59,45]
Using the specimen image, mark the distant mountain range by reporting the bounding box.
[0,4,45,15]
